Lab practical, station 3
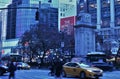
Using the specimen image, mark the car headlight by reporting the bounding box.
[100,69,103,73]
[18,65,22,67]
[87,70,93,72]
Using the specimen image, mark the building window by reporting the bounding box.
[102,0,110,8]
[60,13,62,16]
[48,0,52,3]
[116,17,120,26]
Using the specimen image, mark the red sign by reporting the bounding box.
[60,16,76,35]
[2,50,4,54]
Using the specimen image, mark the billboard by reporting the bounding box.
[60,16,76,35]
[58,0,77,31]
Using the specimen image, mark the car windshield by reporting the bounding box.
[79,63,90,68]
[23,63,28,66]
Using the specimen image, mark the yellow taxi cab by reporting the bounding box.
[62,62,103,79]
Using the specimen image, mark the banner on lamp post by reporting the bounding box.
[61,42,64,47]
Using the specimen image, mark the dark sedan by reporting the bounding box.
[0,64,8,75]
[91,62,113,71]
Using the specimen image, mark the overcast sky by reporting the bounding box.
[0,0,12,8]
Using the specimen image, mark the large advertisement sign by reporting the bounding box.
[58,0,77,31]
[60,16,76,35]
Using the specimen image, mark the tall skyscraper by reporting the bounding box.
[6,0,58,39]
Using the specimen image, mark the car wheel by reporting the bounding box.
[80,71,86,79]
[0,70,3,76]
[95,77,99,79]
[62,71,67,77]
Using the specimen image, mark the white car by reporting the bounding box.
[17,62,30,70]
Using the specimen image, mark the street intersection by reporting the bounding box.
[0,69,120,79]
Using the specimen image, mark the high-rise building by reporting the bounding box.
[39,6,58,27]
[2,0,58,54]
[6,0,58,39]
[6,0,37,39]
[78,0,120,35]
[77,0,120,54]
[0,14,1,56]
[1,10,8,40]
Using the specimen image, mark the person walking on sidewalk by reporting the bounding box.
[54,58,63,79]
[8,61,17,79]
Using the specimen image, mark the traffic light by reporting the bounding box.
[35,10,39,20]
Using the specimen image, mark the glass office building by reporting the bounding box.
[6,0,58,39]
[2,0,58,54]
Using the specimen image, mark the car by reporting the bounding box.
[17,62,30,70]
[0,64,8,75]
[91,62,113,71]
[62,62,103,79]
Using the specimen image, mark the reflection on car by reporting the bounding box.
[0,64,8,75]
[62,62,103,79]
[91,62,113,71]
[17,62,30,70]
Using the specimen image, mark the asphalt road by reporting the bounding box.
[0,69,120,79]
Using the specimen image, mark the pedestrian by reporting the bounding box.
[54,58,63,79]
[8,61,17,79]
[48,61,55,76]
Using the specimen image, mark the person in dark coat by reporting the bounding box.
[54,58,63,79]
[48,61,55,76]
[8,62,17,79]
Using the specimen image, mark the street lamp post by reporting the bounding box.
[0,39,2,61]
[60,31,64,54]
[28,40,33,63]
